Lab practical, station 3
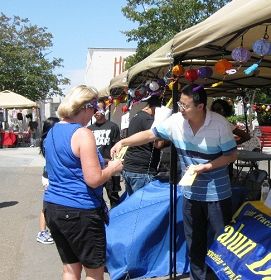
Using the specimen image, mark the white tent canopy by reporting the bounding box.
[0,90,37,109]
[126,0,271,91]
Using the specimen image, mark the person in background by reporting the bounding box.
[122,95,165,195]
[88,97,121,208]
[210,99,251,145]
[27,113,39,147]
[111,84,237,280]
[43,85,123,280]
[37,117,60,244]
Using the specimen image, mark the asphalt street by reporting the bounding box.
[0,147,191,280]
[0,147,63,279]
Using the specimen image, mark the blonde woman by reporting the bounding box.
[43,85,123,280]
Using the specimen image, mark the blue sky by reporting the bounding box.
[1,0,137,90]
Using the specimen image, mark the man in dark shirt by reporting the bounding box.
[123,95,163,195]
[88,98,121,208]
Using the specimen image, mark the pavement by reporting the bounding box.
[0,147,270,280]
[0,147,181,280]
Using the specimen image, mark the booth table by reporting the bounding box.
[0,131,30,147]
[0,131,17,147]
[237,150,271,178]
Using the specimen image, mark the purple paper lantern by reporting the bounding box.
[253,39,271,56]
[197,66,213,79]
[231,47,251,63]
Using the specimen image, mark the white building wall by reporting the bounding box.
[85,48,136,90]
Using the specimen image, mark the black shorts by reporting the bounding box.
[43,202,106,268]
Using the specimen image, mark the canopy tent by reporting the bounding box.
[98,86,110,97]
[108,70,129,96]
[126,0,271,92]
[0,90,37,109]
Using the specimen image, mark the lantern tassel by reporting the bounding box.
[166,97,173,108]
[211,81,224,88]
[244,63,259,75]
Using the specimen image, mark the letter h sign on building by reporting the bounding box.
[206,201,271,280]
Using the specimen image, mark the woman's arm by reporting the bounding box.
[72,128,123,188]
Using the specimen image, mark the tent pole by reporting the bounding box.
[169,81,179,279]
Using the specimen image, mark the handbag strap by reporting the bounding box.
[50,126,105,208]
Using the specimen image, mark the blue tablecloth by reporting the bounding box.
[106,180,246,280]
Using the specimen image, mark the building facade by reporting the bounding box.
[85,48,135,90]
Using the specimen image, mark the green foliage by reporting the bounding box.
[227,115,246,125]
[251,88,271,104]
[122,0,230,68]
[0,13,70,101]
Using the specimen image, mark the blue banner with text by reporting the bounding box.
[206,202,271,280]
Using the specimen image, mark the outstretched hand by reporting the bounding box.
[110,141,123,159]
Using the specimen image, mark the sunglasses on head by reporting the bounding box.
[85,100,98,112]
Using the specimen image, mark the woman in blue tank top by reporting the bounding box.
[43,85,123,280]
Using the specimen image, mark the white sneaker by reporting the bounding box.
[36,230,54,244]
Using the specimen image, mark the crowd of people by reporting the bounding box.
[39,84,256,280]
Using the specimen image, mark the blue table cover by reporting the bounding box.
[106,180,246,280]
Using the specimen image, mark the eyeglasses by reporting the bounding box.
[177,102,191,111]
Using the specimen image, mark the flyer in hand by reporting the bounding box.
[179,165,197,186]
[114,146,128,160]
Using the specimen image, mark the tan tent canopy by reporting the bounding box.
[108,70,129,96]
[99,87,110,97]
[127,0,271,92]
[0,90,37,108]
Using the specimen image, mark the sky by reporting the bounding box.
[1,0,137,92]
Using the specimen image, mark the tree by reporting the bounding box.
[122,0,230,68]
[0,13,70,101]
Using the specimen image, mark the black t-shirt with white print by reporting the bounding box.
[89,120,120,160]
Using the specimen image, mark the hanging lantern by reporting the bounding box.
[214,59,233,75]
[105,99,111,107]
[121,104,129,113]
[113,99,120,107]
[184,69,198,82]
[149,81,160,91]
[128,88,135,98]
[231,47,251,63]
[172,64,184,77]
[253,38,271,56]
[197,66,213,79]
[134,86,146,100]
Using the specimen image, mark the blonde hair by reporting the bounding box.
[57,85,98,118]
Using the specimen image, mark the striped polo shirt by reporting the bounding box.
[152,110,237,202]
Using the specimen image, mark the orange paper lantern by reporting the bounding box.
[214,59,233,75]
[172,64,184,77]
